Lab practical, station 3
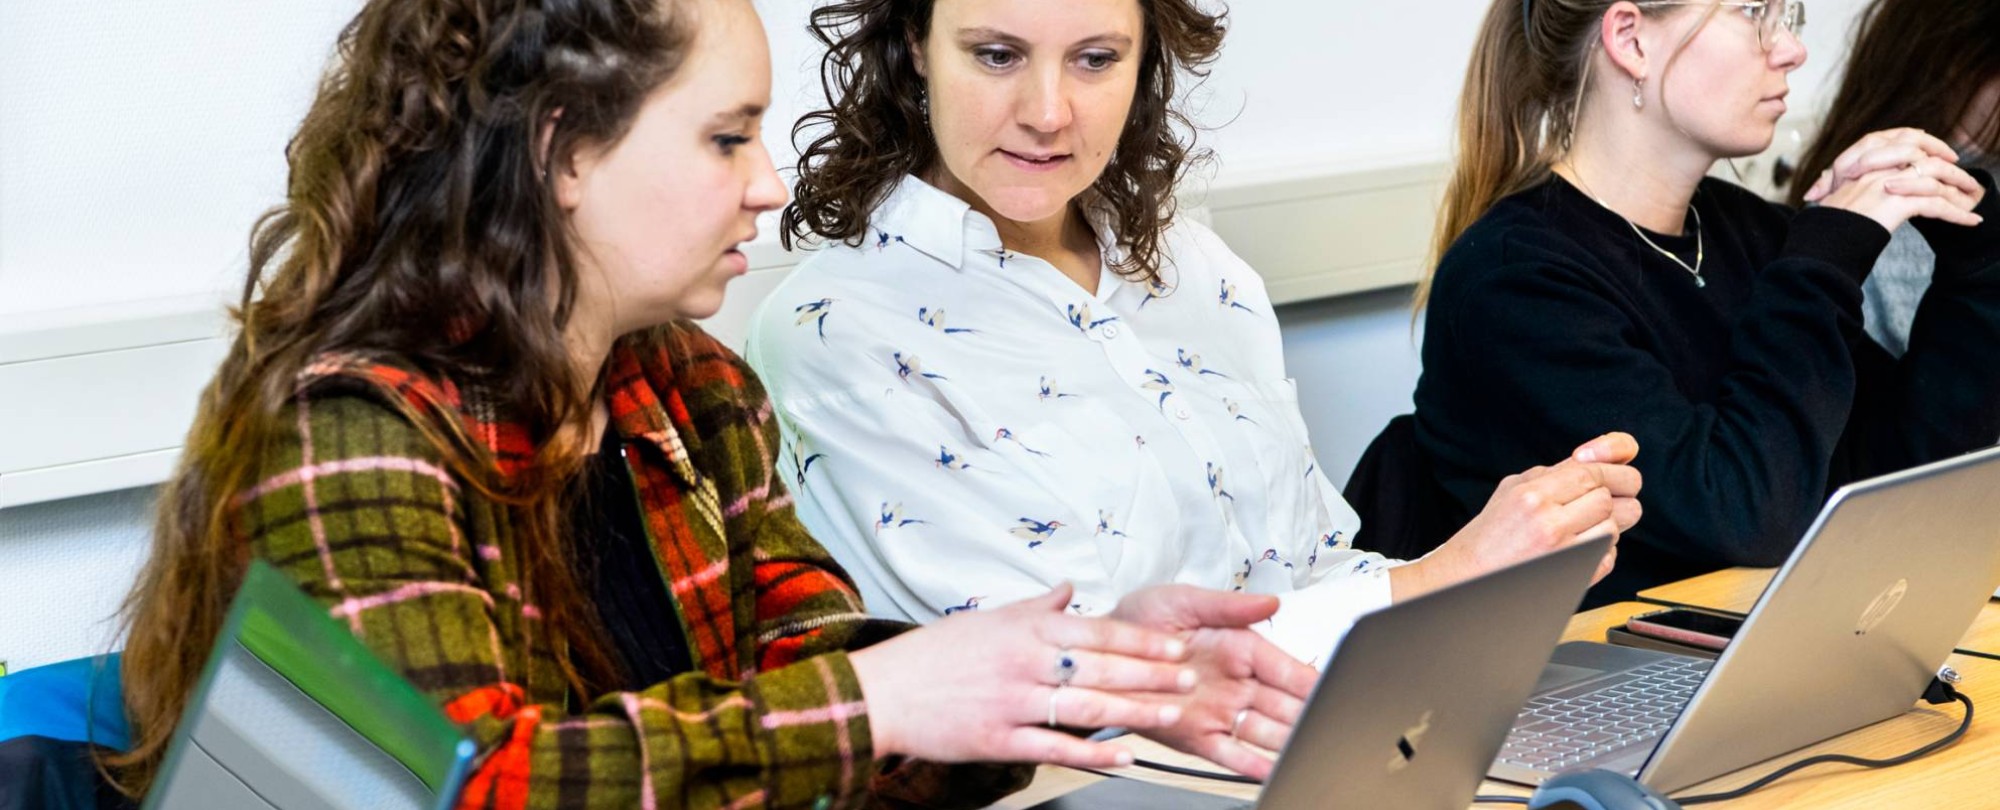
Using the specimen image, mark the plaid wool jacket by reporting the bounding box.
[232,321,1028,809]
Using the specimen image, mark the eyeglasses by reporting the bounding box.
[1635,0,1807,51]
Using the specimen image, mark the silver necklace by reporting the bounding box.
[1563,166,1707,288]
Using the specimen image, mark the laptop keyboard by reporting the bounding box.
[1497,657,1714,772]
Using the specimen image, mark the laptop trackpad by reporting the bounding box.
[1533,662,1604,694]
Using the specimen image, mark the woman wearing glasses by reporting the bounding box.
[1411,0,2000,604]
[1791,0,2000,357]
[748,0,1643,774]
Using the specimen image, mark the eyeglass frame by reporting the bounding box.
[1632,0,1807,51]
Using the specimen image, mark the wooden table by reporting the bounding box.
[998,600,1999,808]
[1638,567,2000,658]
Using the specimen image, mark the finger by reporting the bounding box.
[1888,189,1987,227]
[1041,615,1188,662]
[1231,708,1292,753]
[1804,170,1832,203]
[999,582,1076,617]
[1841,144,1950,183]
[1142,585,1282,631]
[1878,174,1979,213]
[1252,681,1310,727]
[1915,157,1985,198]
[1577,516,1619,544]
[1247,636,1320,702]
[1532,463,1642,502]
[1888,128,1961,163]
[1569,431,1638,464]
[1057,649,1199,693]
[1853,129,1958,167]
[1197,735,1280,781]
[1593,544,1619,585]
[999,727,1137,770]
[1036,685,1181,731]
[1611,495,1644,533]
[1550,487,1616,539]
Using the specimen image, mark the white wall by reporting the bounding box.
[0,0,1879,669]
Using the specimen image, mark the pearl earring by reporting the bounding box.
[1633,77,1645,110]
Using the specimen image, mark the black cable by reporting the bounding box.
[1153,683,1974,808]
[1673,685,1972,805]
[1131,758,1259,784]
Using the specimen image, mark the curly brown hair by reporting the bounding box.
[781,0,1227,286]
[108,0,698,796]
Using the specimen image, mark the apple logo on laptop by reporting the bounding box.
[1386,710,1433,773]
[1855,578,1909,636]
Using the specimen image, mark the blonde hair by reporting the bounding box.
[1418,0,1719,313]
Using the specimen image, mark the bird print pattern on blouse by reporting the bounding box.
[1140,370,1177,411]
[1219,279,1259,315]
[1177,348,1232,380]
[933,445,972,471]
[748,174,1383,652]
[894,352,947,383]
[993,428,1051,457]
[1038,377,1079,401]
[1066,302,1120,335]
[788,435,826,485]
[1096,510,1129,539]
[1011,518,1065,549]
[919,306,978,335]
[874,502,928,534]
[794,298,836,345]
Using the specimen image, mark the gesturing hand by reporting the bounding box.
[1110,585,1321,781]
[847,583,1197,769]
[1396,432,1642,599]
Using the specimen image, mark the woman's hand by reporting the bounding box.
[847,583,1197,769]
[1803,127,1985,231]
[1109,586,1321,781]
[1393,433,1641,599]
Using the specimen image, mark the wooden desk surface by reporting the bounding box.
[1000,600,1997,808]
[1639,567,2000,658]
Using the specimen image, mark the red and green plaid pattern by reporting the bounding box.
[232,321,1026,809]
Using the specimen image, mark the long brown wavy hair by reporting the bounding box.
[781,0,1227,286]
[1788,0,2000,207]
[108,0,696,796]
[1417,0,1717,312]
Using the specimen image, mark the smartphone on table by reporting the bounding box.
[1606,607,1743,657]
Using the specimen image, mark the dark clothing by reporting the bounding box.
[572,426,696,691]
[0,736,135,810]
[1414,173,2000,605]
[1345,414,1467,560]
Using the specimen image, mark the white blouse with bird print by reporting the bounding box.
[745,175,1398,665]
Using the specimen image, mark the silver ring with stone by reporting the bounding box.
[1054,647,1078,687]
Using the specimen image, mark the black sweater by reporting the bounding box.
[1413,173,2000,604]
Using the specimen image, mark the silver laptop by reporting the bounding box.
[1491,444,2000,794]
[1031,535,1611,810]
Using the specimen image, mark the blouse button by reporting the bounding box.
[1175,407,1192,420]
[1101,324,1121,339]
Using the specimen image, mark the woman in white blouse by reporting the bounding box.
[747,0,1642,773]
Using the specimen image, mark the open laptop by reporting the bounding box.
[1491,444,2000,794]
[145,561,477,810]
[1031,534,1612,810]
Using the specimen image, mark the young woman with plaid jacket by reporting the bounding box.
[107,0,1312,806]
